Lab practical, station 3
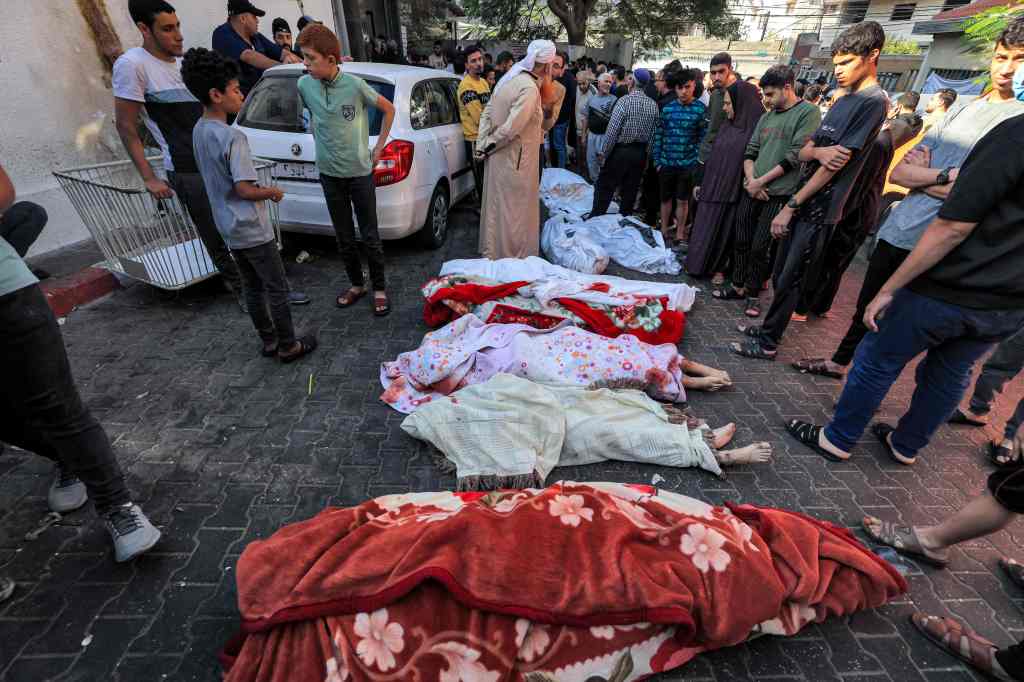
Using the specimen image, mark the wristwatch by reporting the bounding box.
[786,197,800,210]
[935,166,954,185]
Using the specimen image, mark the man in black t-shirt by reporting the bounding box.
[732,22,889,361]
[784,113,1024,468]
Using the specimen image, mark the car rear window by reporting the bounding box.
[237,73,395,136]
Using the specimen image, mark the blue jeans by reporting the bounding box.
[825,289,1024,458]
[550,122,569,169]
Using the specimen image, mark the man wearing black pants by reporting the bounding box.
[731,22,889,361]
[590,69,659,217]
[792,19,1024,378]
[0,164,161,567]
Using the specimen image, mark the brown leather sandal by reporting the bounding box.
[911,613,1014,680]
[336,288,367,308]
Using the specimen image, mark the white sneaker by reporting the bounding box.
[102,503,161,563]
[48,467,88,513]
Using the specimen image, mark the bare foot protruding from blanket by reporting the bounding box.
[681,359,732,389]
[710,423,737,449]
[717,442,773,466]
[685,375,732,392]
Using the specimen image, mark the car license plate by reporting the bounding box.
[275,161,319,181]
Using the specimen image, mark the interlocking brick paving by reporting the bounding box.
[1,207,1021,681]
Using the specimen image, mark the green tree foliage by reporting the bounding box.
[463,0,740,51]
[883,38,923,55]
[962,3,1024,55]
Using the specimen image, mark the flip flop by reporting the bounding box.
[373,292,391,317]
[861,516,949,567]
[712,287,746,301]
[744,297,762,318]
[737,323,762,338]
[871,423,916,465]
[988,441,1022,468]
[731,339,777,361]
[336,288,367,308]
[785,419,848,462]
[278,335,318,364]
[792,358,845,380]
[910,614,1013,680]
[948,408,989,427]
[1000,557,1024,590]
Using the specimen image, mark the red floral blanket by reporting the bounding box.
[223,483,905,682]
[423,276,687,346]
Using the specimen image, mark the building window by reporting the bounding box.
[940,0,970,11]
[890,2,916,20]
[841,1,867,24]
[932,67,986,80]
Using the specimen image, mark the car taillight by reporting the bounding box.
[373,140,414,187]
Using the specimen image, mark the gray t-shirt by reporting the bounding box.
[191,118,273,250]
[878,97,1024,251]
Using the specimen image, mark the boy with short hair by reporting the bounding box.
[297,23,396,316]
[181,47,316,363]
[732,21,890,361]
[651,68,706,246]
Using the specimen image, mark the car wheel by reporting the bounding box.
[420,183,449,249]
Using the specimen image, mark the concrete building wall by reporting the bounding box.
[0,0,338,257]
[819,0,936,46]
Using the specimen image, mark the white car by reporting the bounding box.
[235,63,474,248]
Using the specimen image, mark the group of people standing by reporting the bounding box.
[0,0,404,576]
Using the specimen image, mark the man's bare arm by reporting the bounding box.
[239,50,281,71]
[114,97,173,198]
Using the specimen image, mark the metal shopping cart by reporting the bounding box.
[54,156,280,290]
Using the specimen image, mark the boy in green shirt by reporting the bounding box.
[297,24,396,316]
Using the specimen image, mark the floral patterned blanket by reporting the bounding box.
[380,315,689,413]
[422,274,687,346]
[223,482,906,682]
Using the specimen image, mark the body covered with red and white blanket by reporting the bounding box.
[423,257,699,346]
[223,482,906,682]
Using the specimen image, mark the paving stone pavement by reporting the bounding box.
[2,205,1023,681]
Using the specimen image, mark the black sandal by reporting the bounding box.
[871,423,916,465]
[999,557,1024,589]
[336,288,367,308]
[712,287,746,301]
[785,419,849,462]
[988,441,1021,468]
[744,297,762,318]
[731,338,776,361]
[948,408,988,427]
[792,357,845,380]
[260,344,278,358]
[373,292,391,317]
[737,323,762,338]
[278,335,318,364]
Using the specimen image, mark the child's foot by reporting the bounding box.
[710,423,737,449]
[717,442,773,466]
[685,375,732,392]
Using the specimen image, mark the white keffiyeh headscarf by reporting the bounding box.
[493,39,556,96]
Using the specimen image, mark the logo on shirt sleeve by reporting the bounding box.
[342,105,355,121]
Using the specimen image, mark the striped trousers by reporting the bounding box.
[731,192,789,293]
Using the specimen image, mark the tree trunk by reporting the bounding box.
[547,0,592,46]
